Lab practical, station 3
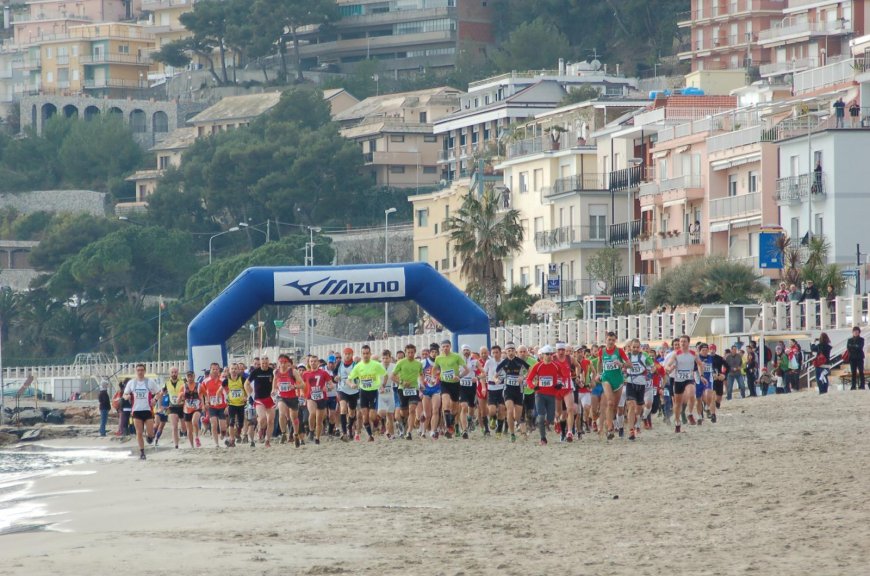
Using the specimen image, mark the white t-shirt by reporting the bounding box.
[484,357,503,390]
[124,377,162,412]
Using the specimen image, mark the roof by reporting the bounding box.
[125,169,163,182]
[151,127,197,152]
[334,86,461,124]
[323,88,354,101]
[435,80,568,126]
[340,121,434,140]
[189,92,282,125]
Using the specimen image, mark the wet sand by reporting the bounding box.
[1,390,869,576]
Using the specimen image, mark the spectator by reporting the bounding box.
[825,283,837,320]
[775,282,789,303]
[849,101,861,128]
[834,97,846,128]
[745,346,759,397]
[786,339,803,392]
[813,161,823,194]
[812,333,832,394]
[775,345,790,394]
[846,326,866,390]
[788,284,801,302]
[725,345,746,400]
[98,380,111,437]
[799,280,820,303]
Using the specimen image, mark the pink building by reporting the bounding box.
[678,0,787,72]
[12,0,133,46]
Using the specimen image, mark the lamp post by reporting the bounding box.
[384,207,397,335]
[239,221,269,242]
[305,226,321,353]
[208,227,240,264]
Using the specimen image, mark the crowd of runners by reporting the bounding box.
[120,332,773,459]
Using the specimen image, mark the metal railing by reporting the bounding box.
[80,53,151,65]
[707,125,764,153]
[794,57,855,95]
[608,165,645,192]
[545,173,607,197]
[776,173,827,202]
[759,18,851,43]
[609,219,644,245]
[709,192,761,220]
[534,225,608,251]
[760,57,815,77]
[660,231,702,249]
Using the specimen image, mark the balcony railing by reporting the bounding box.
[142,0,191,8]
[758,18,851,44]
[612,274,652,299]
[759,57,815,77]
[609,220,644,245]
[678,0,787,24]
[660,231,703,250]
[709,192,761,221]
[707,125,765,153]
[793,57,855,95]
[80,53,151,65]
[660,173,702,192]
[776,173,827,202]
[534,225,609,252]
[608,165,645,192]
[544,173,607,197]
[437,149,455,163]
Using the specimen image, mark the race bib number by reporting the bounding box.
[677,370,692,381]
[441,369,455,381]
[361,378,373,388]
[603,360,620,371]
[169,395,178,404]
[188,399,201,409]
[209,395,221,404]
[279,382,291,392]
[505,376,520,387]
[310,389,324,401]
[135,389,147,399]
[229,389,243,399]
[402,387,418,397]
[424,377,437,388]
[539,376,554,388]
[460,377,475,387]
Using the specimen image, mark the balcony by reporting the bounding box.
[677,0,785,25]
[793,57,855,95]
[612,274,652,299]
[760,57,815,78]
[142,0,194,8]
[776,173,826,204]
[83,78,144,89]
[543,173,607,198]
[638,180,659,199]
[707,125,766,154]
[437,149,455,163]
[608,165,645,192]
[758,18,851,46]
[709,192,761,221]
[297,30,457,57]
[81,53,151,65]
[506,134,596,160]
[659,231,705,255]
[534,225,608,253]
[659,173,704,203]
[609,219,643,246]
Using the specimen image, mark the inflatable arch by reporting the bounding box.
[187,263,491,373]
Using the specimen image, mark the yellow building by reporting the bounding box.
[143,0,196,78]
[410,180,469,291]
[39,23,155,96]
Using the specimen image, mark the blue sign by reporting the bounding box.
[759,231,783,269]
[841,269,859,278]
[547,278,561,294]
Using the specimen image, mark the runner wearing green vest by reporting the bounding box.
[595,332,630,440]
[434,340,469,438]
[347,344,387,442]
[392,344,423,440]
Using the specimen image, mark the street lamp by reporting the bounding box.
[239,221,270,242]
[384,207,397,334]
[305,226,322,354]
[208,227,240,264]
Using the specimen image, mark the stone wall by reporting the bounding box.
[0,269,40,291]
[0,189,107,216]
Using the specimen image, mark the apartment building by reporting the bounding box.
[141,0,193,77]
[188,91,283,136]
[678,0,787,72]
[36,23,155,96]
[295,0,494,78]
[409,180,468,290]
[335,86,461,189]
[11,0,130,47]
[434,64,639,182]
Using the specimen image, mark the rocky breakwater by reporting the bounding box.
[1,404,103,446]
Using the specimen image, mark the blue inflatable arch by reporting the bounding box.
[187,262,491,372]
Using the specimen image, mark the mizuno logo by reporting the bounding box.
[284,277,401,297]
[274,268,406,302]
[284,277,329,296]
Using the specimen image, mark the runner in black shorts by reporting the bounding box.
[496,343,528,442]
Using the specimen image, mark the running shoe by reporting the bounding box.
[495,432,502,439]
[430,431,439,440]
[250,440,255,448]
[629,430,636,441]
[697,417,703,426]
[618,428,624,438]
[592,421,599,433]
[539,438,548,446]
[675,425,681,433]
[484,430,491,437]
[139,452,146,460]
[294,436,300,448]
[444,430,453,439]
[146,436,154,445]
[195,437,201,448]
[340,434,349,442]
[566,432,574,443]
[710,413,717,423]
[368,435,374,442]
[606,431,615,440]
[688,415,697,426]
[354,433,361,442]
[681,413,688,425]
[461,431,469,440]
[510,433,516,443]
[489,416,497,430]
[554,422,562,435]
[280,433,287,444]
[314,438,320,445]
[308,431,315,442]
[405,432,413,440]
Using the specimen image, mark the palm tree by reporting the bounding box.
[447,186,524,321]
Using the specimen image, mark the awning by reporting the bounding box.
[663,199,686,208]
[711,153,761,171]
[652,149,670,159]
[729,216,762,230]
[710,221,730,233]
[641,205,654,212]
[674,145,690,154]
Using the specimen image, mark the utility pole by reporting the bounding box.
[858,243,863,295]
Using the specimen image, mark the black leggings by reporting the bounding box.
[849,358,865,388]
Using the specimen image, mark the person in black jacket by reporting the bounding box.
[846,326,866,390]
[799,280,820,302]
[813,332,833,394]
[98,380,111,437]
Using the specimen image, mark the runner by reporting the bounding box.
[392,344,423,440]
[434,340,468,439]
[245,354,276,447]
[164,367,185,449]
[483,345,506,437]
[553,343,577,442]
[420,345,441,439]
[302,353,332,444]
[347,344,387,442]
[596,332,630,440]
[588,344,603,433]
[697,343,718,424]
[224,363,247,447]
[518,345,537,435]
[524,345,567,445]
[496,342,528,442]
[574,347,592,433]
[624,339,653,441]
[274,354,304,446]
[201,363,228,448]
[377,350,397,440]
[664,335,708,433]
[335,348,359,442]
[123,364,163,460]
[709,344,727,414]
[324,354,340,437]
[457,344,478,439]
[182,370,203,448]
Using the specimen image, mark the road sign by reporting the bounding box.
[547,278,560,294]
[308,318,318,327]
[287,324,301,334]
[273,319,285,328]
[759,231,783,269]
[841,269,859,278]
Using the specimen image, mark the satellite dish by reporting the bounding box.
[590,59,602,71]
[595,280,606,293]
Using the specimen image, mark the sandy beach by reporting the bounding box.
[1,390,868,576]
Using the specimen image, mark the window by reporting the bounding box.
[390,134,405,143]
[419,112,427,123]
[534,217,544,235]
[534,265,544,287]
[45,47,52,58]
[72,69,79,81]
[748,170,758,193]
[71,45,79,57]
[471,130,478,144]
[390,166,406,173]
[519,172,528,193]
[520,266,530,286]
[418,246,429,262]
[728,174,738,196]
[119,44,130,54]
[814,150,822,170]
[589,214,607,240]
[423,166,437,174]
[158,155,169,170]
[533,169,543,192]
[424,134,437,142]
[47,71,54,82]
[416,208,429,227]
[815,214,823,237]
[460,133,466,146]
[791,217,800,241]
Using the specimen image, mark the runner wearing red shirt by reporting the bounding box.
[303,353,332,445]
[574,347,592,433]
[553,343,577,442]
[274,354,304,446]
[525,345,569,445]
[201,363,227,448]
